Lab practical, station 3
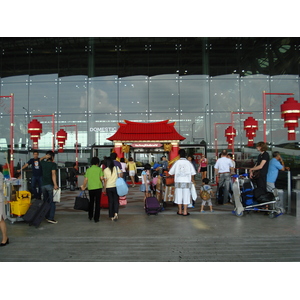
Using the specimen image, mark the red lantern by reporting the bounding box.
[225,126,236,149]
[28,119,42,149]
[281,97,300,140]
[244,116,258,146]
[56,129,68,152]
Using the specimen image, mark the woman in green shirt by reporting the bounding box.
[81,157,104,223]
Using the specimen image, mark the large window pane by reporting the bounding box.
[88,113,118,146]
[119,77,148,113]
[58,76,88,114]
[149,75,179,113]
[1,81,29,114]
[29,80,58,115]
[240,75,269,112]
[210,75,240,112]
[88,77,118,114]
[179,75,209,112]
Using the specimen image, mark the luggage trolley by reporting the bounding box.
[231,174,284,219]
[4,179,31,224]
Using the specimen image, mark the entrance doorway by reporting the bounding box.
[131,148,167,166]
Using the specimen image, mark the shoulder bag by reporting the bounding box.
[115,167,129,196]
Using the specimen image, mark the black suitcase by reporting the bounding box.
[23,199,44,223]
[23,199,50,227]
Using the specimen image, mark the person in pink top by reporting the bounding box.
[198,154,208,179]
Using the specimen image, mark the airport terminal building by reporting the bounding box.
[0,37,300,172]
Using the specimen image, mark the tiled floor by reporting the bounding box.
[2,179,300,262]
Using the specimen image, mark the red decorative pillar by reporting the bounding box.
[113,142,124,159]
[169,142,179,162]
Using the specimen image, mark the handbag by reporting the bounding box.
[134,173,139,183]
[74,190,89,211]
[163,171,174,186]
[119,195,127,206]
[53,188,61,203]
[191,183,197,201]
[115,167,129,196]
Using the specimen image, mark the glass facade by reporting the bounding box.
[0,37,300,170]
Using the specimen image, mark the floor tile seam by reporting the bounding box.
[8,235,299,242]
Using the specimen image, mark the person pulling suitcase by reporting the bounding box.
[39,151,59,224]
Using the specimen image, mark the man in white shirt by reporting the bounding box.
[168,149,196,216]
[214,150,234,204]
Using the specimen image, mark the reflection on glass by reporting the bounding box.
[88,79,118,114]
[58,79,88,114]
[29,81,58,115]
[119,79,148,113]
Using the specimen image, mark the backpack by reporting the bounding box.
[200,187,211,200]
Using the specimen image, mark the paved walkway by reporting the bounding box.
[1,181,300,262]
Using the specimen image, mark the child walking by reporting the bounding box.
[200,178,214,212]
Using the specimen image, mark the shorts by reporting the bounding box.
[140,184,151,192]
[129,170,135,176]
[174,188,191,205]
[200,167,207,172]
[201,199,212,206]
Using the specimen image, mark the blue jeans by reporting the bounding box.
[31,176,42,199]
[42,184,56,220]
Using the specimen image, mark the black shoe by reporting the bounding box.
[0,238,9,246]
[94,220,99,223]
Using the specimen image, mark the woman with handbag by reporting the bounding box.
[103,157,122,221]
[0,165,9,246]
[81,157,104,223]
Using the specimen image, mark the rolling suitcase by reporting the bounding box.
[23,199,50,227]
[23,199,44,223]
[145,197,161,215]
[100,192,109,209]
[30,200,51,228]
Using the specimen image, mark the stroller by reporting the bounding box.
[231,174,284,218]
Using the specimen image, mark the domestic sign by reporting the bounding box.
[131,143,162,148]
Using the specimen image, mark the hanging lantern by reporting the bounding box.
[244,116,258,146]
[281,97,300,140]
[225,126,236,149]
[28,119,42,149]
[56,129,68,152]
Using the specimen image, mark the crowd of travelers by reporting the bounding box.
[0,142,290,247]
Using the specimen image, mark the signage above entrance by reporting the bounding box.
[131,143,162,148]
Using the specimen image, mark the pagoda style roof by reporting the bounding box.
[107,120,185,142]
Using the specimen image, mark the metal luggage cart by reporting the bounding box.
[231,174,284,219]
